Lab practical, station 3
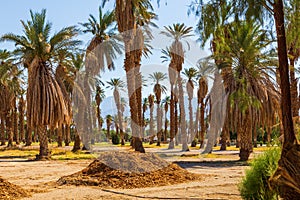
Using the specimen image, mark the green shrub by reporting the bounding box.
[239,148,281,200]
[111,133,120,145]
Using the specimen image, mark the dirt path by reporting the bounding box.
[0,150,248,200]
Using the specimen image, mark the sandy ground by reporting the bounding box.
[0,148,249,200]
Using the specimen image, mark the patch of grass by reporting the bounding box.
[239,147,281,200]
[51,151,97,160]
[0,149,38,159]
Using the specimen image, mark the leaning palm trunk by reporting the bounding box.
[27,58,69,159]
[178,76,189,151]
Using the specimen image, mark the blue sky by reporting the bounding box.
[0,1,211,98]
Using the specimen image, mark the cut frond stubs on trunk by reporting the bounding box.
[57,151,204,189]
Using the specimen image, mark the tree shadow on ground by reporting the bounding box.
[173,160,249,169]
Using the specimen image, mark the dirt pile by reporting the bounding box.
[58,151,203,189]
[0,177,30,199]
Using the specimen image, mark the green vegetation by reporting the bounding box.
[239,148,281,200]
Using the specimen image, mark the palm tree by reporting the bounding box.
[107,78,126,145]
[161,47,177,149]
[196,59,213,148]
[0,49,15,146]
[105,114,113,142]
[215,20,279,160]
[95,79,105,133]
[183,67,198,145]
[149,72,167,146]
[69,53,85,152]
[1,9,80,159]
[103,0,157,153]
[162,96,170,142]
[148,94,155,144]
[79,7,122,75]
[79,7,122,150]
[161,23,193,151]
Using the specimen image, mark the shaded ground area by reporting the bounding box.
[58,152,204,189]
[0,147,250,199]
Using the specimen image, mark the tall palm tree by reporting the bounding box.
[162,96,170,142]
[107,78,126,145]
[216,20,279,160]
[149,72,167,146]
[1,9,80,159]
[103,0,157,153]
[69,53,85,152]
[79,7,122,150]
[183,67,198,145]
[161,23,193,151]
[148,94,155,144]
[196,59,213,148]
[161,47,177,149]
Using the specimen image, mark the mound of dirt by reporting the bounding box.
[58,151,203,189]
[0,177,30,199]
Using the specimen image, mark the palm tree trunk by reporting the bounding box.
[289,57,298,118]
[269,3,300,197]
[72,127,81,152]
[149,104,154,144]
[57,124,63,147]
[6,112,13,147]
[36,125,50,160]
[0,113,5,146]
[164,112,168,143]
[178,77,189,151]
[168,87,175,149]
[64,124,71,146]
[239,110,252,161]
[13,97,19,145]
[156,105,162,146]
[220,119,229,151]
[18,96,25,143]
[199,101,205,148]
[26,125,32,146]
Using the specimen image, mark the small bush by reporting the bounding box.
[111,133,120,145]
[239,147,281,200]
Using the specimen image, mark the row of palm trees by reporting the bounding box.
[0,0,298,161]
[0,0,298,197]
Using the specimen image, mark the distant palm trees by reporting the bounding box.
[107,78,126,145]
[149,72,167,146]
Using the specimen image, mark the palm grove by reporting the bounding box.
[0,0,299,198]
